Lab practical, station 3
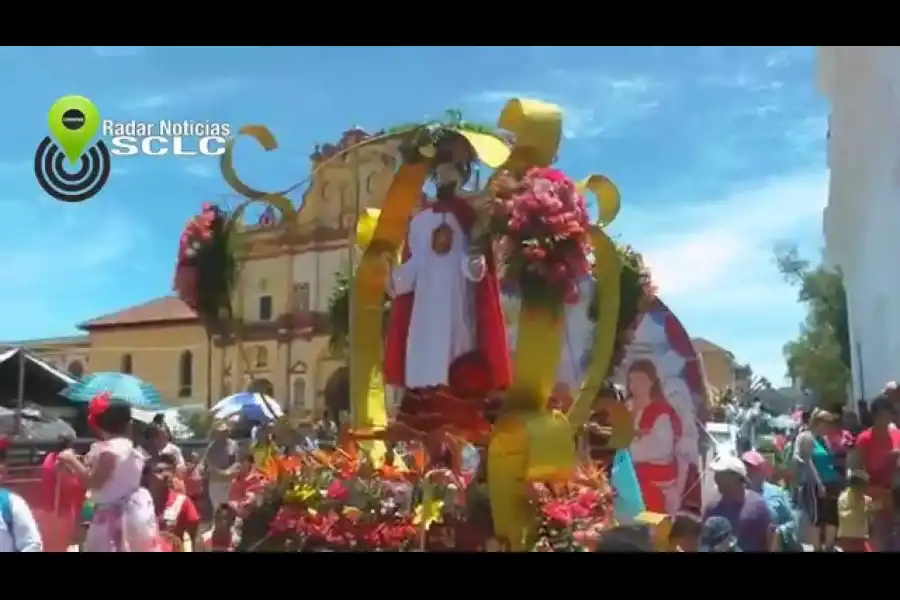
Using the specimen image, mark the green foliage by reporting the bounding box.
[327,270,351,356]
[586,242,655,372]
[775,245,851,406]
[195,208,238,325]
[184,411,214,439]
[326,269,392,356]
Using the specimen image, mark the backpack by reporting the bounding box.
[0,488,16,550]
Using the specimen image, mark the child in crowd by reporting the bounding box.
[182,451,206,518]
[837,469,876,552]
[229,454,262,508]
[198,503,240,552]
[668,512,701,552]
[699,516,741,552]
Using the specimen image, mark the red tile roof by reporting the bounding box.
[79,296,198,330]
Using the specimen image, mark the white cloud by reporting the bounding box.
[0,200,144,289]
[467,72,663,140]
[613,170,828,383]
[93,46,146,58]
[120,77,246,111]
[0,198,150,341]
[628,170,827,298]
[181,162,216,179]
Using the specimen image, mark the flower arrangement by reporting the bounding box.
[491,167,592,312]
[235,439,616,552]
[586,242,656,374]
[238,445,475,552]
[530,465,616,552]
[172,202,237,324]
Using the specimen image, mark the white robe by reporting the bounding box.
[388,207,482,389]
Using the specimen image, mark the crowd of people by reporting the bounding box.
[4,382,900,552]
[0,397,342,552]
[661,387,900,553]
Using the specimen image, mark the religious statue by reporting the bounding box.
[383,132,510,440]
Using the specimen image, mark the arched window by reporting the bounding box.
[178,350,193,398]
[255,346,268,368]
[250,378,275,398]
[67,360,84,379]
[121,353,133,374]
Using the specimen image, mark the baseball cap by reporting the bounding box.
[699,516,738,552]
[710,454,748,479]
[741,450,773,477]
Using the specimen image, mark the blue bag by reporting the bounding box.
[610,449,645,523]
[0,488,16,550]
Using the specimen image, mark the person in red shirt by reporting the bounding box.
[142,455,201,552]
[198,503,239,552]
[229,455,263,510]
[854,394,900,550]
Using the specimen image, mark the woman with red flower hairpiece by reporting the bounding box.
[56,394,161,552]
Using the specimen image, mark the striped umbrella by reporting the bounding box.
[62,372,166,409]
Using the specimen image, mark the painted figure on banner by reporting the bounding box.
[620,299,705,516]
[384,134,510,439]
[540,282,705,516]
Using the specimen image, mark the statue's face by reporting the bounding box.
[434,162,464,191]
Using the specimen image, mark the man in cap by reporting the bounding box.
[699,516,741,552]
[742,450,800,551]
[702,454,774,552]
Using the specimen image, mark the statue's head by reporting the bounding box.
[432,133,475,201]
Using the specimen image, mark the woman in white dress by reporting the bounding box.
[57,394,161,552]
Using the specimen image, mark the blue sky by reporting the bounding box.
[0,46,827,383]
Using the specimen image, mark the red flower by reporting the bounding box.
[542,500,575,526]
[325,480,350,502]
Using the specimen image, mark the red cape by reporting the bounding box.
[384,197,510,394]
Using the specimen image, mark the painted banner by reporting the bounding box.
[505,285,706,515]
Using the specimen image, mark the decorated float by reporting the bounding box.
[173,98,710,551]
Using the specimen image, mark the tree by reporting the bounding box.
[775,245,851,406]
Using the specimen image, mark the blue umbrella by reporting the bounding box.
[210,392,283,423]
[63,372,166,409]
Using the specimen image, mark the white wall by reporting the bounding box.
[820,46,900,402]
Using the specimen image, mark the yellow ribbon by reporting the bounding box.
[349,163,429,457]
[568,226,624,431]
[485,98,623,550]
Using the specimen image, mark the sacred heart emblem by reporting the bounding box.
[431,222,454,255]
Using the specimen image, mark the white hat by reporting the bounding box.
[710,454,747,479]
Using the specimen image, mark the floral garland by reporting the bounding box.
[586,243,656,374]
[172,202,237,324]
[234,439,615,552]
[491,167,592,313]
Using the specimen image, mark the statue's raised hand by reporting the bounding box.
[466,254,487,282]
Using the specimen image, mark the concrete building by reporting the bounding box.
[693,338,749,394]
[818,46,900,402]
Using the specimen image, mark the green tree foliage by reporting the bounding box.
[775,245,851,406]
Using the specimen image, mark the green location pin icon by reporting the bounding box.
[47,95,100,165]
